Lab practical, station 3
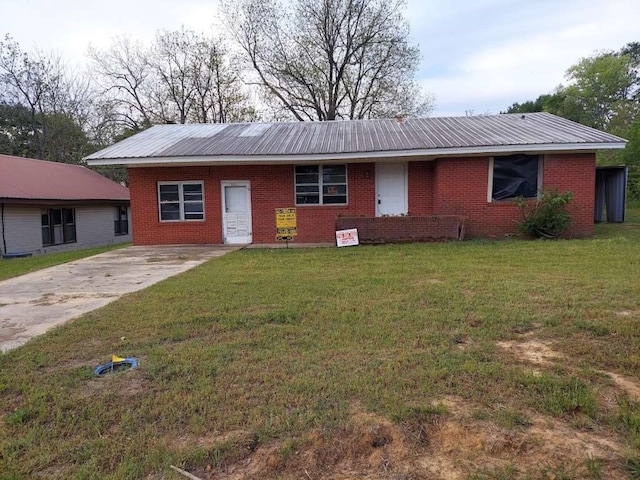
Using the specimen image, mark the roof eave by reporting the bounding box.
[85,142,627,167]
[0,198,130,205]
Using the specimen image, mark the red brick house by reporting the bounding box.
[85,113,626,245]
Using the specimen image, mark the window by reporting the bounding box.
[489,154,541,201]
[158,182,204,221]
[41,208,76,246]
[114,206,129,235]
[295,165,347,205]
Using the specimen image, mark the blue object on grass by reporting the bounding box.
[94,357,138,376]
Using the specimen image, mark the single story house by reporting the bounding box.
[85,113,626,245]
[0,154,131,256]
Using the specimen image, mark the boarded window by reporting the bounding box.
[491,155,540,201]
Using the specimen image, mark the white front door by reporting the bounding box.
[221,181,252,244]
[376,163,408,216]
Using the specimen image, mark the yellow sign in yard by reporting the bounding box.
[275,208,297,239]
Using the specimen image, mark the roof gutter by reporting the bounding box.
[85,141,626,166]
[0,198,130,206]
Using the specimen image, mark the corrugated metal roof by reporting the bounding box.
[85,113,627,163]
[0,155,130,201]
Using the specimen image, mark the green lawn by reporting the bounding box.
[0,243,129,282]
[1,225,640,479]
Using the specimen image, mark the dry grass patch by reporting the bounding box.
[199,399,628,480]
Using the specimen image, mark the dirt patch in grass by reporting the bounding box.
[497,339,564,368]
[498,338,640,400]
[606,372,640,400]
[197,400,627,480]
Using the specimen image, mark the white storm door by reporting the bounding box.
[375,163,408,216]
[221,181,252,244]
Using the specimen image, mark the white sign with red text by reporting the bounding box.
[335,228,359,247]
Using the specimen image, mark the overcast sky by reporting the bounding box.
[1,0,638,117]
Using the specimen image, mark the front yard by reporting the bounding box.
[1,223,639,479]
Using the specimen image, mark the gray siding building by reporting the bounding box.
[0,155,131,256]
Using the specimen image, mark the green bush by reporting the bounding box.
[515,190,574,239]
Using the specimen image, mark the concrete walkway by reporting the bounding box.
[0,245,240,352]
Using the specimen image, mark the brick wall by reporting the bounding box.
[128,163,376,245]
[128,153,595,245]
[336,215,466,242]
[431,153,595,238]
[408,161,435,215]
[542,153,595,237]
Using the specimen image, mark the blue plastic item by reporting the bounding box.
[94,357,138,376]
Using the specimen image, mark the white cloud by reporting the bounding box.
[416,0,640,115]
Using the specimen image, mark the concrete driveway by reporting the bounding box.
[0,245,241,352]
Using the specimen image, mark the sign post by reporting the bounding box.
[275,208,297,248]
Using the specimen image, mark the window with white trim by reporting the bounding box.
[295,165,347,205]
[158,181,204,221]
[489,154,542,201]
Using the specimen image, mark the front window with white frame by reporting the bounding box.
[488,154,542,202]
[295,165,347,205]
[158,181,204,221]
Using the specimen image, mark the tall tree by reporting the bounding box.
[564,52,637,132]
[222,0,432,121]
[88,36,154,131]
[148,29,257,124]
[502,43,640,197]
[0,34,93,163]
[89,31,256,127]
[504,45,639,133]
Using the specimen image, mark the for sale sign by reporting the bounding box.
[275,208,297,239]
[335,228,359,247]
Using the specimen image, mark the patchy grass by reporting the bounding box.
[0,243,129,281]
[1,221,640,478]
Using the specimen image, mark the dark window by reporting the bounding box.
[295,165,347,205]
[491,154,540,201]
[41,208,76,246]
[41,213,50,246]
[158,182,204,221]
[114,206,129,235]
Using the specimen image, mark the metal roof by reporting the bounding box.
[85,113,627,165]
[0,155,130,202]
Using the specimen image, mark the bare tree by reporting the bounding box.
[190,37,258,123]
[89,30,257,126]
[88,36,153,130]
[150,29,199,124]
[222,0,432,121]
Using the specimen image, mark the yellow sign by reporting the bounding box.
[275,208,297,238]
